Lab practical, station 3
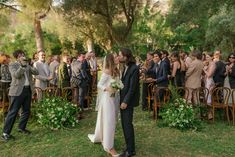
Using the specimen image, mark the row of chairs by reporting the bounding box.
[0,86,93,117]
[147,84,235,125]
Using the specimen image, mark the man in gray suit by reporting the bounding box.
[49,55,60,87]
[2,50,39,141]
[33,50,52,99]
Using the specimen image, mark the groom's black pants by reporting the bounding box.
[120,106,135,153]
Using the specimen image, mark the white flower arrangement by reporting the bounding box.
[109,78,124,97]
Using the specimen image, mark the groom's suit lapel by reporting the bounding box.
[122,64,132,81]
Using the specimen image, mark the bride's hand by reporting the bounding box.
[105,87,115,93]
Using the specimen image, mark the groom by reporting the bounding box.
[119,48,140,157]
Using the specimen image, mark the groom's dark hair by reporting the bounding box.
[120,48,136,65]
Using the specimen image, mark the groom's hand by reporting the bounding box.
[120,103,127,110]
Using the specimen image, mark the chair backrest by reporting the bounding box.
[231,89,235,106]
[147,83,155,98]
[192,87,209,105]
[153,86,171,106]
[61,87,75,102]
[211,87,230,106]
[176,87,189,101]
[32,87,43,103]
[43,87,59,98]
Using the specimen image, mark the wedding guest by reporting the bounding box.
[141,52,154,111]
[0,54,12,104]
[49,55,60,87]
[33,50,52,100]
[170,52,182,87]
[185,50,204,104]
[213,50,226,87]
[227,53,235,89]
[203,52,216,105]
[58,54,70,88]
[2,50,38,141]
[33,50,52,90]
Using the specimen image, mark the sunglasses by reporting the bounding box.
[229,56,235,59]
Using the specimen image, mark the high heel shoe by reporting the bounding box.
[106,149,120,157]
[107,152,120,157]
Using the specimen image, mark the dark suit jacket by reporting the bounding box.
[83,59,92,83]
[229,65,235,89]
[162,57,171,76]
[156,61,168,87]
[120,63,140,107]
[213,61,226,86]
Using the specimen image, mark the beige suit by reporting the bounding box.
[33,61,50,90]
[185,59,204,103]
[9,61,38,96]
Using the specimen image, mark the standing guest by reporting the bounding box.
[213,50,226,87]
[58,54,71,88]
[1,50,38,141]
[49,55,60,87]
[66,55,72,82]
[0,54,12,104]
[79,53,90,111]
[203,52,216,105]
[89,51,98,92]
[119,48,139,157]
[141,52,154,111]
[185,50,204,104]
[83,52,92,108]
[161,49,171,77]
[226,53,235,89]
[33,50,52,90]
[33,50,52,100]
[149,50,168,88]
[170,52,182,87]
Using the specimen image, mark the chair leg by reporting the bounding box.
[153,103,156,120]
[212,107,215,123]
[226,107,230,124]
[233,108,235,125]
[148,98,150,112]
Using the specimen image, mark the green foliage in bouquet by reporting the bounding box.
[159,86,202,131]
[35,97,80,130]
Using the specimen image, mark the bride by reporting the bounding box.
[88,53,120,157]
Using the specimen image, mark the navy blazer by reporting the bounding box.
[156,61,168,87]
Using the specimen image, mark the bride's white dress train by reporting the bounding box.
[88,73,119,152]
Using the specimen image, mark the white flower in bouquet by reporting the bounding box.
[110,79,124,90]
[109,79,124,97]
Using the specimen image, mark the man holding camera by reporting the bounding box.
[1,50,39,141]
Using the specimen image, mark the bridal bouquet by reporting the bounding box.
[110,79,124,97]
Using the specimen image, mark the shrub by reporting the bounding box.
[35,97,80,130]
[160,98,201,130]
[159,85,202,131]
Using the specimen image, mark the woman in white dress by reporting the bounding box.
[203,53,216,119]
[88,53,120,157]
[203,53,216,104]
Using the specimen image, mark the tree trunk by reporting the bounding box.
[34,18,44,51]
[86,37,94,52]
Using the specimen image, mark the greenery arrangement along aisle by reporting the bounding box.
[159,86,202,131]
[36,97,80,130]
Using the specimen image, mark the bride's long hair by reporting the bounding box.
[103,53,119,77]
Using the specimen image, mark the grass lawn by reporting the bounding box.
[1,105,235,157]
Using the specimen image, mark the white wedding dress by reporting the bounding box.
[88,72,120,152]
